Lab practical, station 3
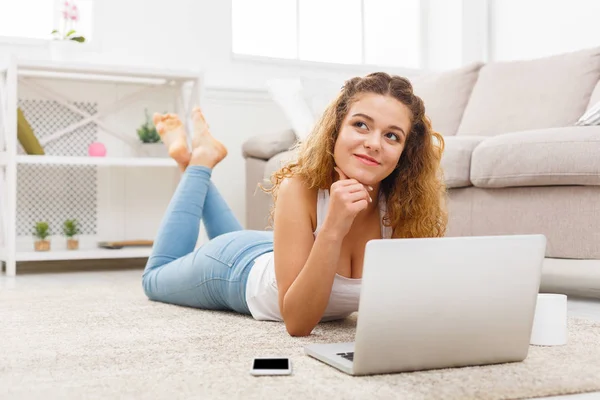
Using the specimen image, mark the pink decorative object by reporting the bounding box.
[62,1,79,21]
[88,142,106,157]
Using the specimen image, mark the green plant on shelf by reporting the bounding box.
[63,219,80,238]
[33,221,50,240]
[137,109,161,144]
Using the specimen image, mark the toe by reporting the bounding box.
[156,122,166,135]
[192,110,206,125]
[152,112,163,126]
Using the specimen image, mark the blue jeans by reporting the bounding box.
[142,166,274,315]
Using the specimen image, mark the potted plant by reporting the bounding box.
[49,1,86,61]
[137,109,167,157]
[63,219,80,250]
[33,222,51,251]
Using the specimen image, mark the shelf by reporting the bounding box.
[15,60,201,84]
[0,155,178,167]
[0,55,199,276]
[0,246,152,262]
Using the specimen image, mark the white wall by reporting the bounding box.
[1,0,420,88]
[0,0,427,233]
[5,0,596,234]
[489,0,600,62]
[92,0,412,88]
[426,0,463,70]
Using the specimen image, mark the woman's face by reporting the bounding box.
[333,93,412,186]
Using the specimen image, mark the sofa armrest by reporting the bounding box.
[242,129,297,161]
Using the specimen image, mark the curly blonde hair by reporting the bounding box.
[263,72,447,238]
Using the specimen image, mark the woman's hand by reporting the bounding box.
[321,167,373,238]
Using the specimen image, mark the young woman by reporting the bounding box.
[142,72,447,337]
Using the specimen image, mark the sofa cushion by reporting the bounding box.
[263,150,298,180]
[579,80,600,126]
[242,129,297,161]
[470,127,600,188]
[266,79,316,141]
[587,80,600,111]
[457,47,600,136]
[441,136,487,188]
[576,100,600,126]
[411,63,483,137]
[301,77,344,124]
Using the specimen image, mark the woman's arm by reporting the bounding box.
[273,177,343,336]
[273,173,370,336]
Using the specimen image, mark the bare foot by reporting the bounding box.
[153,113,190,172]
[189,107,228,169]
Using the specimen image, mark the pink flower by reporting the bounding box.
[70,5,79,21]
[61,1,79,22]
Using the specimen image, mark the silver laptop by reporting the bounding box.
[304,234,547,376]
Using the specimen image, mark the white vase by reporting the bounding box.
[49,40,84,62]
[138,143,168,158]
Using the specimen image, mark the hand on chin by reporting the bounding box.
[339,165,373,186]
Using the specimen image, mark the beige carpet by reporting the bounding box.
[1,270,600,400]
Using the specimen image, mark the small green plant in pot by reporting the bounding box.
[33,221,51,251]
[136,109,168,157]
[137,109,161,144]
[63,219,80,250]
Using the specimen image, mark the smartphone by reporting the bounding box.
[250,357,292,376]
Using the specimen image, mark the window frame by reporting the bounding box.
[230,0,429,71]
[231,52,423,77]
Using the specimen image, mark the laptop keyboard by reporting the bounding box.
[337,352,354,361]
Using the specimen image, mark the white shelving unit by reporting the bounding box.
[0,246,153,262]
[3,154,177,167]
[0,56,204,276]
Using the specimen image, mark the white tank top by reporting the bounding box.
[245,189,392,321]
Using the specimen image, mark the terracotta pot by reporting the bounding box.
[34,240,50,251]
[67,238,79,250]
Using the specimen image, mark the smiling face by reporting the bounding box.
[333,93,412,186]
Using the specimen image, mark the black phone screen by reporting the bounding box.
[253,358,289,370]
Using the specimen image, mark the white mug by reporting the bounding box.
[530,293,567,346]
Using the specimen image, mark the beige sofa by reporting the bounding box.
[242,47,600,298]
